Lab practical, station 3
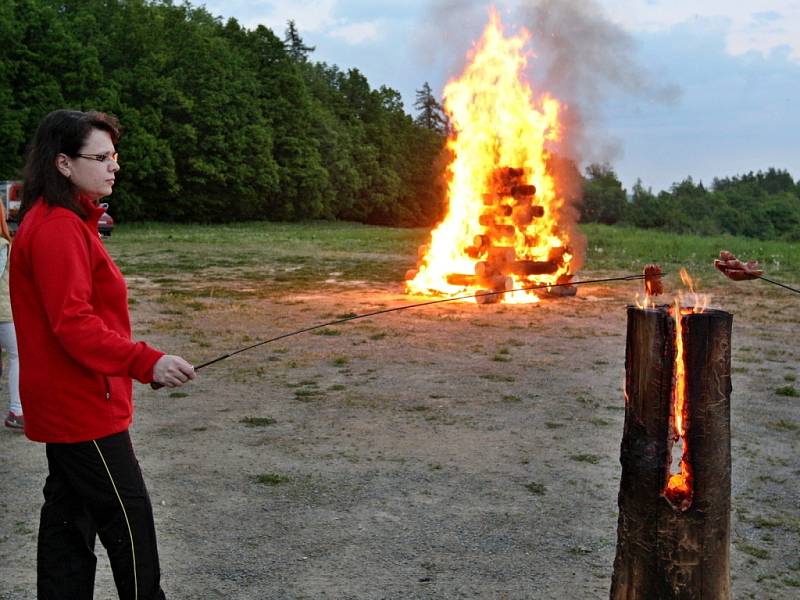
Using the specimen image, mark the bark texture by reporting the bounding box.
[611,307,732,600]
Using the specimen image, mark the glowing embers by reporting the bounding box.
[405,10,582,303]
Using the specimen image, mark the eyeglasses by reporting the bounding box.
[75,152,119,164]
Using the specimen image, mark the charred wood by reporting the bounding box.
[610,307,732,600]
[488,225,517,240]
[511,184,537,198]
[509,260,559,276]
[475,289,501,304]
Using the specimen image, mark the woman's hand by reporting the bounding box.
[152,355,196,388]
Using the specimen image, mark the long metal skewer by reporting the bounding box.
[150,272,656,389]
[192,273,650,372]
[756,275,800,295]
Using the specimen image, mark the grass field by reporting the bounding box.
[110,220,800,283]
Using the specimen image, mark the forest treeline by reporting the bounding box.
[2,1,797,240]
[0,0,449,225]
[581,165,800,241]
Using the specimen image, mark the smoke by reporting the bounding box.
[414,0,489,77]
[416,0,681,168]
[517,0,680,166]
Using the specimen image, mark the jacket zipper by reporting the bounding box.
[104,377,111,400]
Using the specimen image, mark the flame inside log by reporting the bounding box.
[663,271,709,511]
[665,301,693,510]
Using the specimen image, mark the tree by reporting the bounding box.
[581,163,627,224]
[284,20,315,62]
[413,82,448,134]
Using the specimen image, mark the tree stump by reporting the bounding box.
[611,306,732,600]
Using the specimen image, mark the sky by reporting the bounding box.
[199,0,800,193]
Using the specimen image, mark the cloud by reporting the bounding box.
[202,1,383,46]
[512,0,681,167]
[600,1,800,61]
[201,0,337,33]
[328,21,382,44]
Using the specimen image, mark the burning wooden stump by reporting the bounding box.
[611,306,733,599]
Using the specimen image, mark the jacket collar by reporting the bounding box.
[78,194,106,229]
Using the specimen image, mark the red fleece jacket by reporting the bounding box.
[10,199,163,442]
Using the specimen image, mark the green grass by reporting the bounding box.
[524,482,546,495]
[106,222,800,290]
[108,221,425,283]
[775,385,799,397]
[581,223,800,278]
[736,541,770,560]
[254,473,290,486]
[767,419,798,432]
[313,328,342,336]
[570,453,602,464]
[501,394,522,403]
[479,373,516,383]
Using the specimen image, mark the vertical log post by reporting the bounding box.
[611,307,732,600]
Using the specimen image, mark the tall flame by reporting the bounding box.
[663,269,710,510]
[406,10,580,303]
[665,299,693,509]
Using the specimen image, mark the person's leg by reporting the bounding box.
[0,322,21,415]
[41,431,166,600]
[86,430,166,600]
[37,444,99,600]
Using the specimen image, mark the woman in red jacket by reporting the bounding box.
[11,109,195,600]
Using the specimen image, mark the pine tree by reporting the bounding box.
[413,82,448,134]
[284,20,315,62]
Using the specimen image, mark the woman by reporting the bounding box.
[11,109,195,600]
[0,201,21,429]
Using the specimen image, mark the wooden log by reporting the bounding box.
[540,283,576,297]
[497,204,513,217]
[475,289,501,304]
[484,274,513,292]
[474,261,492,278]
[513,204,545,227]
[509,260,559,276]
[487,246,516,265]
[547,246,566,263]
[473,234,489,248]
[611,307,732,600]
[511,184,537,198]
[478,213,496,227]
[464,246,483,259]
[488,224,517,240]
[495,166,524,181]
[482,193,498,206]
[445,274,477,286]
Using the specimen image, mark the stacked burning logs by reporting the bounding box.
[412,166,573,303]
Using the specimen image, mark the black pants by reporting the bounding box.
[37,430,166,600]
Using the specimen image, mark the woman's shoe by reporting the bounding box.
[4,411,23,430]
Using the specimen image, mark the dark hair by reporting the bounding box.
[19,110,121,222]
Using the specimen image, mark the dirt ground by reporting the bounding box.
[1,271,798,599]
